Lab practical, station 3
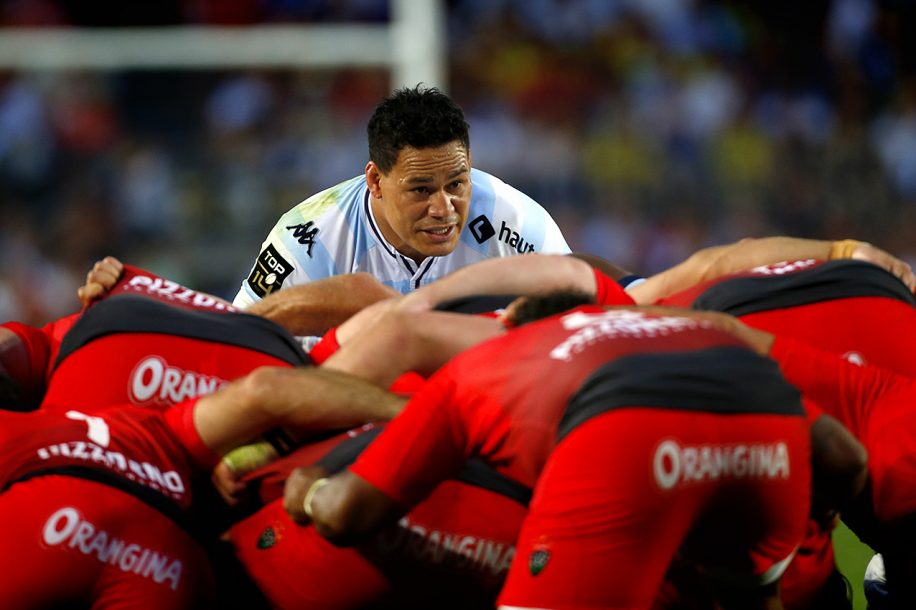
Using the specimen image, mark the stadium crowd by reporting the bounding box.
[2,2,916,609]
[2,0,916,325]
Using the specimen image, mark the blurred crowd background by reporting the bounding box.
[1,0,915,325]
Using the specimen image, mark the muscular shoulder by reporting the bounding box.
[465,168,571,255]
[270,175,371,261]
[281,175,367,225]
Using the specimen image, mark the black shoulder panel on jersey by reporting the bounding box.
[53,295,308,372]
[316,426,384,472]
[435,294,519,314]
[558,346,804,441]
[317,426,533,507]
[693,260,916,316]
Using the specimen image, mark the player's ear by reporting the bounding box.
[366,162,383,199]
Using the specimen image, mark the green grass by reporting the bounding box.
[834,522,875,610]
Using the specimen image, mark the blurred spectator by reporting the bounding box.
[1,0,915,325]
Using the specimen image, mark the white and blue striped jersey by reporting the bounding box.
[233,168,571,307]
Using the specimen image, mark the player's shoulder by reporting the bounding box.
[281,175,368,223]
[465,167,569,254]
[470,167,552,217]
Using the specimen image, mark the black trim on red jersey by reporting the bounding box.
[692,260,915,316]
[6,466,194,534]
[318,426,533,507]
[558,346,804,441]
[261,427,297,457]
[53,296,308,372]
[435,294,518,314]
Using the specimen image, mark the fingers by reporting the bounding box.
[86,256,124,289]
[77,283,106,305]
[78,256,125,306]
[211,460,247,507]
[851,244,916,292]
[283,465,327,525]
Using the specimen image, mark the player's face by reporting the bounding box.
[366,142,471,264]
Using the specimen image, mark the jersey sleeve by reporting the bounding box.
[233,180,364,306]
[349,370,470,508]
[163,398,222,471]
[307,327,340,365]
[481,170,571,256]
[594,269,637,305]
[769,335,907,434]
[0,321,54,409]
[537,208,571,254]
[234,228,329,307]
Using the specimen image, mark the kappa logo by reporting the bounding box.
[468,215,496,244]
[286,222,319,257]
[247,244,293,298]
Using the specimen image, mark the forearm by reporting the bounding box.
[324,310,503,386]
[195,366,405,455]
[246,273,397,335]
[630,237,833,304]
[398,255,597,311]
[632,236,916,304]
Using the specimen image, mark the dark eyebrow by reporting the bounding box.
[403,166,469,185]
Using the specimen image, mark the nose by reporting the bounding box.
[428,189,455,218]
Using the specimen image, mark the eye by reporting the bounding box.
[413,187,429,194]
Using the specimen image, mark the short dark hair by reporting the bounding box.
[510,290,597,327]
[367,84,470,173]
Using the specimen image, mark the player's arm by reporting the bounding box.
[0,323,49,409]
[396,254,600,312]
[324,308,503,387]
[769,335,910,421]
[284,374,470,545]
[192,366,406,458]
[246,273,398,336]
[629,237,916,304]
[284,467,404,545]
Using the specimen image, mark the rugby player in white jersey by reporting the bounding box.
[233,85,571,317]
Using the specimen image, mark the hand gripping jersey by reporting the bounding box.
[349,306,810,608]
[230,424,531,610]
[233,169,571,306]
[41,295,307,413]
[2,264,308,413]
